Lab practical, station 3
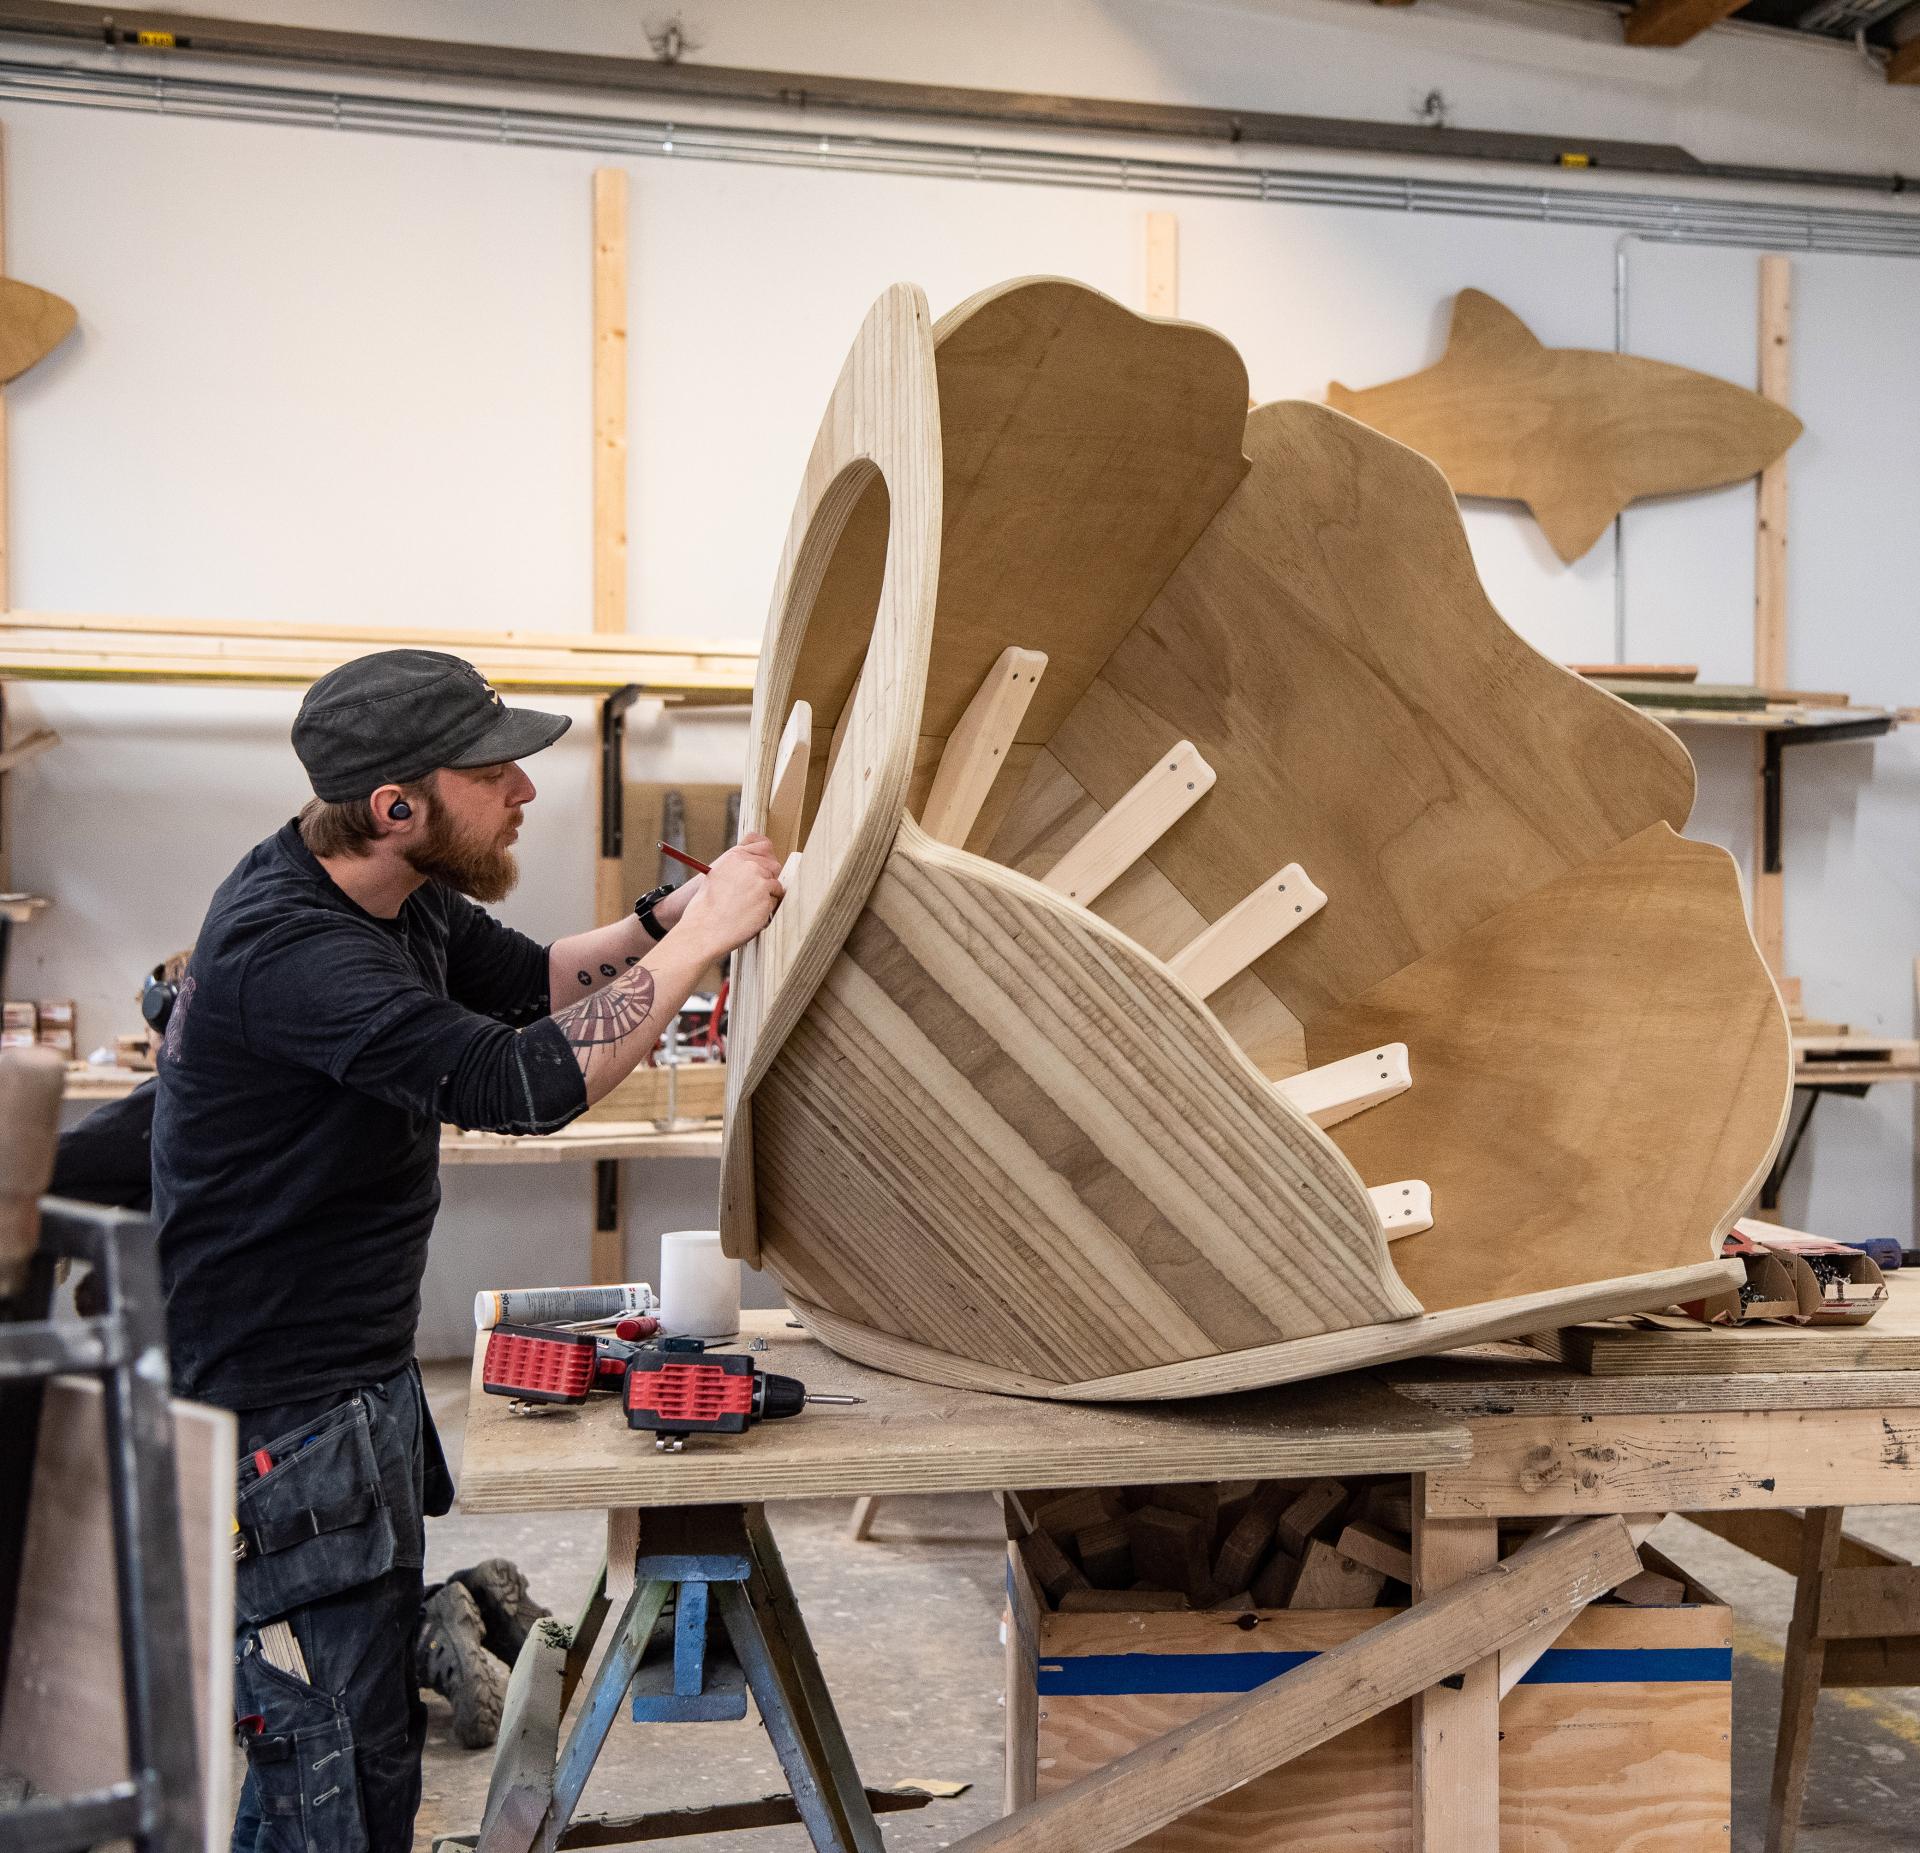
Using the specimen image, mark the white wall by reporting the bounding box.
[6,0,1919,1356]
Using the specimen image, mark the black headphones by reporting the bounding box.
[389,800,412,820]
[141,966,179,1033]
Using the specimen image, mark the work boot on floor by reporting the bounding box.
[449,1557,551,1667]
[415,1581,506,1750]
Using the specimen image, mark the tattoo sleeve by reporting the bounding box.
[550,965,658,1084]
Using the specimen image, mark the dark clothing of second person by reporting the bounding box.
[154,820,587,1408]
[52,1078,158,1210]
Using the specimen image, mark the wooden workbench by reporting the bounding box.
[459,1285,1920,1853]
[457,1310,1471,1512]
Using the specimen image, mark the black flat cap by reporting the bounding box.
[293,649,571,802]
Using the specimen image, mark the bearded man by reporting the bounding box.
[152,649,782,1853]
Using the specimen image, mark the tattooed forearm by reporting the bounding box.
[551,967,658,1082]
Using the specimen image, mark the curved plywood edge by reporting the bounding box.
[790,1258,1745,1402]
[748,821,1419,1387]
[1042,398,1697,1028]
[1312,823,1791,1312]
[719,283,943,1261]
[916,276,1249,744]
[0,278,75,384]
[1327,289,1804,564]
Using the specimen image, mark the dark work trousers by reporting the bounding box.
[227,1361,453,1853]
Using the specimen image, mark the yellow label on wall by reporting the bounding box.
[135,29,177,47]
[1559,151,1593,169]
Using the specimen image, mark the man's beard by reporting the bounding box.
[403,804,519,903]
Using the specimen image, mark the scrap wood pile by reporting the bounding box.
[1007,1478,1696,1616]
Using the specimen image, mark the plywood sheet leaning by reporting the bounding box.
[722,274,1788,1399]
[0,1378,234,1851]
[1326,288,1803,563]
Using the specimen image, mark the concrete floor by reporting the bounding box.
[418,1363,1920,1852]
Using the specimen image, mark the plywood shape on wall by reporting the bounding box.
[1327,289,1804,564]
[1314,823,1791,1313]
[0,276,75,383]
[751,825,1413,1388]
[1042,400,1695,1030]
[787,278,1250,755]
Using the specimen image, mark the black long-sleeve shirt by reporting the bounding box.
[155,820,587,1407]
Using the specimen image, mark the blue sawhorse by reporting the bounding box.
[453,1502,933,1853]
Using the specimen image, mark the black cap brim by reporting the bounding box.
[442,704,572,769]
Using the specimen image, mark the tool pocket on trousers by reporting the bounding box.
[235,1396,397,1627]
[236,1652,370,1853]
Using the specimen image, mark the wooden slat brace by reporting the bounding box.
[919,646,1046,848]
[1276,1043,1411,1129]
[1040,740,1215,906]
[764,701,813,863]
[1369,1180,1432,1239]
[1166,863,1326,999]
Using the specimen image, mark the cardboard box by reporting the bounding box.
[35,1000,74,1028]
[34,1026,73,1056]
[0,1028,37,1050]
[2,1001,36,1032]
[1007,1530,1732,1850]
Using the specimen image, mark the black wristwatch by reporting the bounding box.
[633,881,676,943]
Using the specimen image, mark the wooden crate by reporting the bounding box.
[1007,1546,1731,1851]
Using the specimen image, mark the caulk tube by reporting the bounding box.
[474,1282,655,1330]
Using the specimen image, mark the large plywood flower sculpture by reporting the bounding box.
[718,278,1789,1401]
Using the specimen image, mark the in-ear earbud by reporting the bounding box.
[389,800,412,821]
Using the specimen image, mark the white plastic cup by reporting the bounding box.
[658,1230,741,1339]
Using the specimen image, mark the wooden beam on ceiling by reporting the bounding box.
[1623,0,1747,47]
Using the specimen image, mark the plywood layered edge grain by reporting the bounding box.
[753,824,1413,1387]
[718,282,943,1266]
[789,1259,1743,1402]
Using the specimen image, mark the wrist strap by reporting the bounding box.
[633,881,675,943]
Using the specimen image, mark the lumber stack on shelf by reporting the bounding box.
[0,614,757,702]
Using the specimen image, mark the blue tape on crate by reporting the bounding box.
[1035,1644,1732,1697]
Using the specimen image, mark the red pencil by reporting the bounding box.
[657,842,711,876]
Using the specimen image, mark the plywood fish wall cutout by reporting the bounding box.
[1326,288,1802,563]
[0,277,75,385]
[720,277,1789,1402]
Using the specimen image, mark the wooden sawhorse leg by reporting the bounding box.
[460,1503,895,1853]
[1769,1505,1844,1853]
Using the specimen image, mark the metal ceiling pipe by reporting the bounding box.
[0,0,1913,196]
[3,58,1918,258]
